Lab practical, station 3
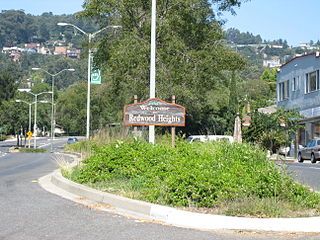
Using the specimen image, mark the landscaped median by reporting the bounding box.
[9,147,47,153]
[51,138,320,232]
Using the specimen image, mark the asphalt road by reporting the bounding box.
[284,162,320,192]
[0,139,320,239]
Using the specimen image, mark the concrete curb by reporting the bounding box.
[269,156,297,162]
[47,169,320,233]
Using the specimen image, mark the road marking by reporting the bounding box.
[39,143,50,147]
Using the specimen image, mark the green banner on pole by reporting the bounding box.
[91,69,101,84]
[90,56,102,84]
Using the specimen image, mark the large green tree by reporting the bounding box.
[74,0,247,135]
[0,72,17,104]
[0,83,52,135]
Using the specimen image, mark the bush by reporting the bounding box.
[0,135,7,141]
[68,139,320,214]
[18,147,47,153]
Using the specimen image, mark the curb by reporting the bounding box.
[46,169,320,233]
[272,159,296,162]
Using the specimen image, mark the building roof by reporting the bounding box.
[280,52,320,69]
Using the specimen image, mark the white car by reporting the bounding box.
[279,146,290,156]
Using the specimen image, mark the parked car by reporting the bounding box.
[297,138,320,163]
[279,146,290,156]
[67,137,78,144]
[187,135,234,143]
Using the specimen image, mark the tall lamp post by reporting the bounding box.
[32,68,75,152]
[57,22,121,140]
[18,89,52,148]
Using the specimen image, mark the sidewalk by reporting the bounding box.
[39,168,320,233]
[269,154,296,162]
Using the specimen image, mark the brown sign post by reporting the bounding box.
[123,98,186,127]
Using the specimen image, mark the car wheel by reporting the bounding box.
[311,153,317,164]
[298,153,304,163]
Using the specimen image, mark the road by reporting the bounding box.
[284,161,320,192]
[0,139,319,239]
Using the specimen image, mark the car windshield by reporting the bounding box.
[306,140,316,147]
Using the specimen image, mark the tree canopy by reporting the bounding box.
[74,0,247,134]
[0,10,99,48]
[0,72,17,104]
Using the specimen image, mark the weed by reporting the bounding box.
[65,138,320,217]
[18,147,46,153]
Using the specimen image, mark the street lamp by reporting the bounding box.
[57,22,121,140]
[18,90,52,148]
[32,67,75,152]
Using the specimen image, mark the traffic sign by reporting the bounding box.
[27,131,33,136]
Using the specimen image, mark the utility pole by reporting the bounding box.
[149,0,157,144]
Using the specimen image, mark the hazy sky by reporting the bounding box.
[1,0,319,46]
[223,0,320,46]
[0,0,84,15]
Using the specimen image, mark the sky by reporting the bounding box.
[0,0,84,15]
[1,0,320,47]
[223,0,320,46]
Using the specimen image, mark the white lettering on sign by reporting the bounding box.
[124,98,186,127]
[157,114,180,124]
[140,105,170,111]
[128,114,181,124]
[129,114,156,122]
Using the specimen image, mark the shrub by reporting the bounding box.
[18,147,47,153]
[0,135,7,141]
[69,139,320,211]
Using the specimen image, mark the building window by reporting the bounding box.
[298,127,306,147]
[278,80,289,101]
[305,70,320,93]
[292,76,298,91]
[312,121,320,138]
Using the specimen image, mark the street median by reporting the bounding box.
[48,169,320,233]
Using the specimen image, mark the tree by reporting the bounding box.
[0,82,52,136]
[0,72,17,104]
[56,82,87,135]
[225,28,262,44]
[260,68,277,94]
[243,108,302,153]
[76,0,247,135]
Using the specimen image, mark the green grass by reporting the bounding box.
[17,147,47,153]
[63,138,320,218]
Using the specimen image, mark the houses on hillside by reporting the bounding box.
[2,41,81,61]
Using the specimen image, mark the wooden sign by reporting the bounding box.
[123,98,186,127]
